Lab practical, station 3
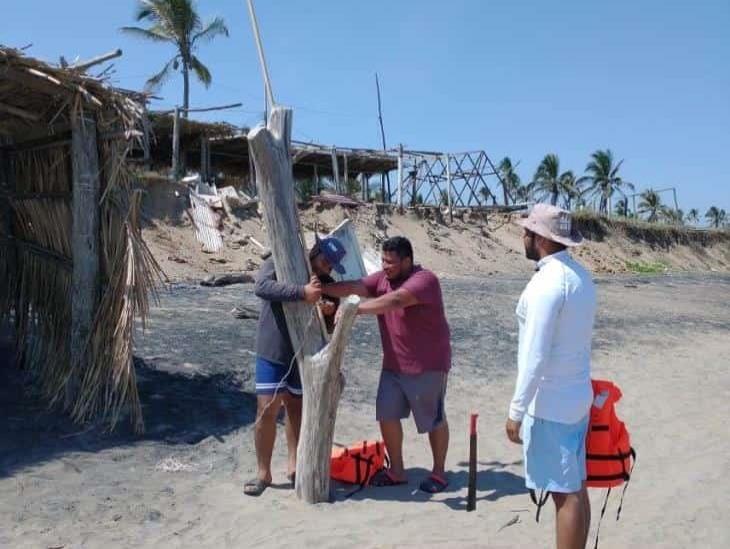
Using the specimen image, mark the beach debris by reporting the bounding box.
[231,306,259,319]
[155,456,196,473]
[497,514,521,532]
[200,273,254,287]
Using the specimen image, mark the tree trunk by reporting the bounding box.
[182,63,190,119]
[248,105,360,504]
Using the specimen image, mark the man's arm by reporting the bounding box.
[356,288,419,315]
[322,280,370,298]
[508,286,564,423]
[254,261,320,303]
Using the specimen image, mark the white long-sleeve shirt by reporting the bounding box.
[509,250,596,424]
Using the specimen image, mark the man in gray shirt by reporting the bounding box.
[244,237,347,496]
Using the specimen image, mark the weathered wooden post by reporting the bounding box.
[200,136,210,183]
[343,152,348,194]
[248,105,360,503]
[330,146,340,194]
[397,144,404,211]
[445,154,453,223]
[171,106,181,180]
[68,109,101,406]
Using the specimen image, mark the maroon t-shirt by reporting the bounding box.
[362,266,451,375]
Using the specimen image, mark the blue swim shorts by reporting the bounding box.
[254,356,302,397]
[521,414,589,494]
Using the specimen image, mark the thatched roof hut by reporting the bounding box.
[0,46,162,432]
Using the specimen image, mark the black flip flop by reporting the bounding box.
[419,473,448,493]
[244,478,270,496]
[370,469,407,487]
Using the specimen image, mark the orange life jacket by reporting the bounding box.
[586,379,637,549]
[330,440,388,490]
[586,379,636,488]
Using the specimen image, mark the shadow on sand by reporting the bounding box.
[0,355,256,479]
[333,461,527,510]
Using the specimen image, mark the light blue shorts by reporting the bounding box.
[521,414,589,494]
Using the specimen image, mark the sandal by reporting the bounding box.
[244,478,271,496]
[370,469,407,487]
[419,473,448,493]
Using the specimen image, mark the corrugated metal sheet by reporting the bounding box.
[326,219,368,281]
[189,190,223,253]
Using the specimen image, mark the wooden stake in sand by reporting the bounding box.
[467,412,478,511]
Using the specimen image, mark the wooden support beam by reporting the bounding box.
[330,146,340,194]
[68,111,101,406]
[343,152,348,194]
[200,136,210,183]
[248,105,360,504]
[141,108,151,171]
[445,154,453,223]
[69,49,123,72]
[397,144,404,211]
[171,106,181,180]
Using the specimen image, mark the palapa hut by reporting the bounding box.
[0,46,162,432]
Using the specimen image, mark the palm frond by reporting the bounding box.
[119,26,173,42]
[192,16,229,44]
[144,56,178,91]
[190,55,212,87]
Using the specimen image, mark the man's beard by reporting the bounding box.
[525,239,540,261]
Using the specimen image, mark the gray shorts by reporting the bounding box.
[376,370,448,434]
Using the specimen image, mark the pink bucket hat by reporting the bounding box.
[517,203,583,247]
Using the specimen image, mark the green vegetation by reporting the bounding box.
[121,0,229,114]
[625,260,668,274]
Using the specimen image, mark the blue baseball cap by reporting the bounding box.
[312,237,347,274]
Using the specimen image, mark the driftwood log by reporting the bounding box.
[248,105,360,503]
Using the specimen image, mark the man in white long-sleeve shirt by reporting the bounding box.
[506,204,596,549]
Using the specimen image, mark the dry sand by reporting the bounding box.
[2,272,729,548]
[136,179,730,284]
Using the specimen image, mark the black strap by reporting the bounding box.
[529,489,550,523]
[586,450,635,461]
[593,487,612,549]
[616,447,637,521]
[591,424,610,431]
[344,452,383,499]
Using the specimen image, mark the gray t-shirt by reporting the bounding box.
[254,258,304,365]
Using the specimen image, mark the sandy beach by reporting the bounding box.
[1,272,729,548]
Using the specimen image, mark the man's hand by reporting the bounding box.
[505,418,523,445]
[303,275,322,304]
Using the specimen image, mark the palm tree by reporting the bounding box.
[121,0,228,116]
[686,208,700,225]
[559,171,580,210]
[705,206,727,228]
[614,197,629,217]
[638,189,663,222]
[662,208,684,226]
[497,157,522,205]
[578,149,634,215]
[531,154,576,208]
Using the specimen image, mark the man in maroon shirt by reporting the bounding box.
[323,236,452,493]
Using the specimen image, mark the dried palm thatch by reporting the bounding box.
[0,45,164,432]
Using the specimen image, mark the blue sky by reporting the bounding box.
[2,0,728,218]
